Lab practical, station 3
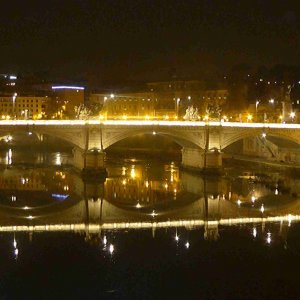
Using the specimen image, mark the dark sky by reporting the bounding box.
[0,0,300,83]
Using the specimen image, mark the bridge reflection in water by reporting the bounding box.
[0,160,300,246]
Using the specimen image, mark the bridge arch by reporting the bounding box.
[221,127,300,150]
[103,127,204,150]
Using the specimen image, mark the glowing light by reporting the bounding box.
[185,241,190,249]
[13,238,17,248]
[136,203,141,209]
[275,188,278,195]
[3,118,300,128]
[261,132,266,138]
[109,244,114,254]
[103,235,107,245]
[152,131,156,135]
[130,166,136,178]
[150,210,157,217]
[9,75,17,80]
[51,194,69,200]
[237,199,241,206]
[251,196,256,203]
[14,248,19,257]
[122,179,126,185]
[122,166,126,176]
[260,204,265,213]
[175,234,179,242]
[6,148,12,165]
[164,183,168,189]
[290,112,296,119]
[110,94,115,98]
[55,153,61,165]
[145,180,149,188]
[52,86,84,90]
[288,214,292,227]
[27,215,34,220]
[23,206,29,210]
[28,131,32,135]
[267,232,271,244]
[253,227,257,238]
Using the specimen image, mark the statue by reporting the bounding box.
[74,104,91,120]
[183,106,199,121]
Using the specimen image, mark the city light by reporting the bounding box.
[52,86,84,90]
[2,119,300,129]
[109,244,114,254]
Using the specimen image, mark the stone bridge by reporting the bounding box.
[1,120,300,172]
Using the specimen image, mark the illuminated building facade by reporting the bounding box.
[147,80,206,116]
[50,86,85,118]
[0,95,47,119]
[97,92,156,119]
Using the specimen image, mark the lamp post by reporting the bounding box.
[255,100,260,122]
[12,93,17,119]
[176,98,180,118]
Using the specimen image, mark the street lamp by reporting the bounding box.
[176,98,180,117]
[12,93,17,119]
[255,100,260,122]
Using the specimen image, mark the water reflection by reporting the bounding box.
[0,156,300,248]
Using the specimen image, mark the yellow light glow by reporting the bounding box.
[130,166,135,178]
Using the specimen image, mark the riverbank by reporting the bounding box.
[224,153,300,171]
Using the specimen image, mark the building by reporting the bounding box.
[50,85,85,118]
[147,80,205,116]
[0,94,47,119]
[93,92,156,119]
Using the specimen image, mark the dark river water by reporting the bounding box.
[1,148,300,299]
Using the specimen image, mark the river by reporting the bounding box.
[0,149,300,299]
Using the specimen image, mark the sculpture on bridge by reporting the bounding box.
[74,104,91,120]
[183,106,199,121]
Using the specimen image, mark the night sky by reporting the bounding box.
[0,0,299,83]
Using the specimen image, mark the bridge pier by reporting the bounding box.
[181,147,222,174]
[73,147,107,176]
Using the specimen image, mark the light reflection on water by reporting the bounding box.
[0,152,299,240]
